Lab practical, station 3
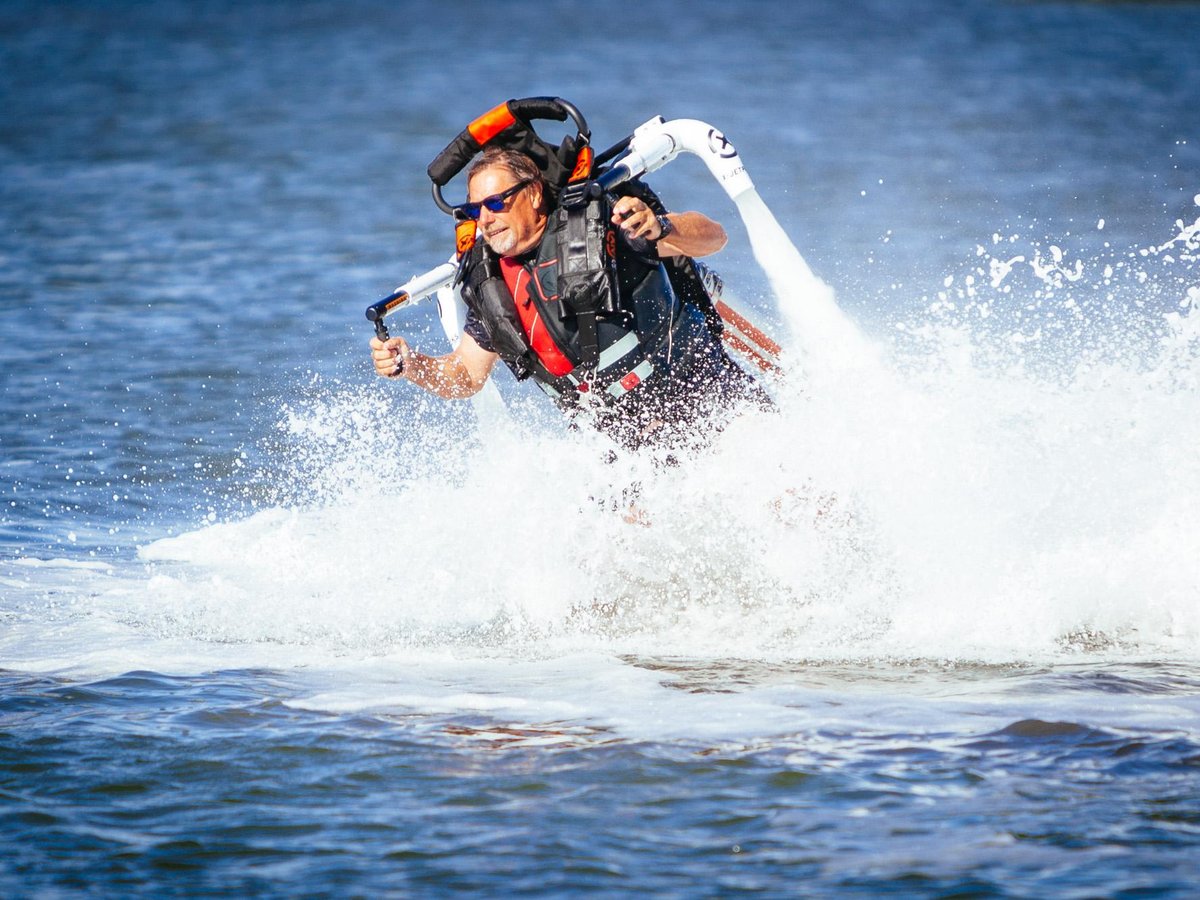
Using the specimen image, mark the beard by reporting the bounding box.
[482,226,517,256]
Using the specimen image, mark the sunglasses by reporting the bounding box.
[454,179,532,220]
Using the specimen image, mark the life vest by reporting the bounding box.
[459,189,689,410]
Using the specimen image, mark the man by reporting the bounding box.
[370,147,768,452]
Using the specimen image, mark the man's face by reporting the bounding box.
[468,166,546,257]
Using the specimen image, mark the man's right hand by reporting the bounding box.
[370,336,409,378]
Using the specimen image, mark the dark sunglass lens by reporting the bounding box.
[458,180,527,220]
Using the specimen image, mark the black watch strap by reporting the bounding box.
[652,213,674,243]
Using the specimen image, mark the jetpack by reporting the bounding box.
[365,97,783,387]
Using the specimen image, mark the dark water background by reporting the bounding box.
[3,0,1200,895]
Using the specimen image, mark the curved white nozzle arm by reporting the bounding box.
[614,117,678,180]
[613,116,756,202]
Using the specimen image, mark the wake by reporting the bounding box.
[99,192,1200,666]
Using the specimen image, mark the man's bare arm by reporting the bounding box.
[654,210,727,259]
[609,196,727,259]
[370,331,499,399]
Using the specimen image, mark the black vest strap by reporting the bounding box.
[554,192,617,375]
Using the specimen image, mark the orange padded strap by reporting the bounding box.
[467,103,517,146]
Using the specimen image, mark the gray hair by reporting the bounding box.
[466,147,545,201]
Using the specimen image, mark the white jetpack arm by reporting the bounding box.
[595,116,755,203]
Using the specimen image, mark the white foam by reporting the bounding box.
[7,205,1199,689]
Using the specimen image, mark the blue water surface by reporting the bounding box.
[3,0,1200,896]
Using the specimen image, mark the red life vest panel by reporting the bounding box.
[499,255,575,377]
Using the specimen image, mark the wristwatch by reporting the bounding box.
[652,213,674,242]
